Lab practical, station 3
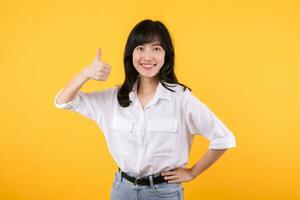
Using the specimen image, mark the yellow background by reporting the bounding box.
[1,0,299,199]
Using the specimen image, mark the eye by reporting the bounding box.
[154,47,161,51]
[135,46,143,51]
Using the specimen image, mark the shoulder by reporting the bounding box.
[161,82,199,105]
[162,81,188,94]
[96,84,119,93]
[84,85,119,100]
[176,85,207,108]
[168,82,192,100]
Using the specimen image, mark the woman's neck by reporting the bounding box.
[137,76,159,96]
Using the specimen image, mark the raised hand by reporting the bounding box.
[81,47,112,81]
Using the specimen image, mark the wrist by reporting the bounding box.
[79,70,90,82]
[190,166,199,178]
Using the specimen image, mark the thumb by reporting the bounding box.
[96,47,102,61]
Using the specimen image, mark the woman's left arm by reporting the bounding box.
[162,89,236,183]
[190,148,227,178]
[161,149,227,183]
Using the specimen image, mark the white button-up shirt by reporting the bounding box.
[54,79,236,177]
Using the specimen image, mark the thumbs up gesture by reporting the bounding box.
[81,48,112,81]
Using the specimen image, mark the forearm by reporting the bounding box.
[56,71,89,104]
[190,149,227,178]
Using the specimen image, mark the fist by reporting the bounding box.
[81,48,111,81]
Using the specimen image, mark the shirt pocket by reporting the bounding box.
[146,118,178,157]
[110,117,135,157]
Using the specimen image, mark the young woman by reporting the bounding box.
[54,19,236,200]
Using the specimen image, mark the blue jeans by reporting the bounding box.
[110,170,184,200]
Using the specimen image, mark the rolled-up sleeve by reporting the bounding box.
[54,88,113,124]
[54,88,81,109]
[183,89,236,149]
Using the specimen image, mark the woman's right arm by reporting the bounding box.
[55,72,89,105]
[55,47,111,105]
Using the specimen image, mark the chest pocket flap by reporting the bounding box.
[111,117,134,133]
[147,118,178,133]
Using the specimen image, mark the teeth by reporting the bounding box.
[141,64,155,68]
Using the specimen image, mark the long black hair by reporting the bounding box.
[117,19,191,107]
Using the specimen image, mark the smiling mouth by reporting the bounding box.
[140,63,157,70]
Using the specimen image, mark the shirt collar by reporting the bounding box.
[129,79,172,108]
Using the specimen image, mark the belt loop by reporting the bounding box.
[149,175,154,188]
[118,167,123,182]
[120,173,123,183]
[113,169,121,190]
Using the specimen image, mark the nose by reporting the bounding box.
[142,49,154,61]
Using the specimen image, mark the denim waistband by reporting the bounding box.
[117,167,163,179]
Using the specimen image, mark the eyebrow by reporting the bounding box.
[151,43,162,46]
[139,43,162,46]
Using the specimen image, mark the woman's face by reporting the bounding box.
[132,39,166,79]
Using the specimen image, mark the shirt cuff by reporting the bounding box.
[54,88,81,109]
[208,136,236,149]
